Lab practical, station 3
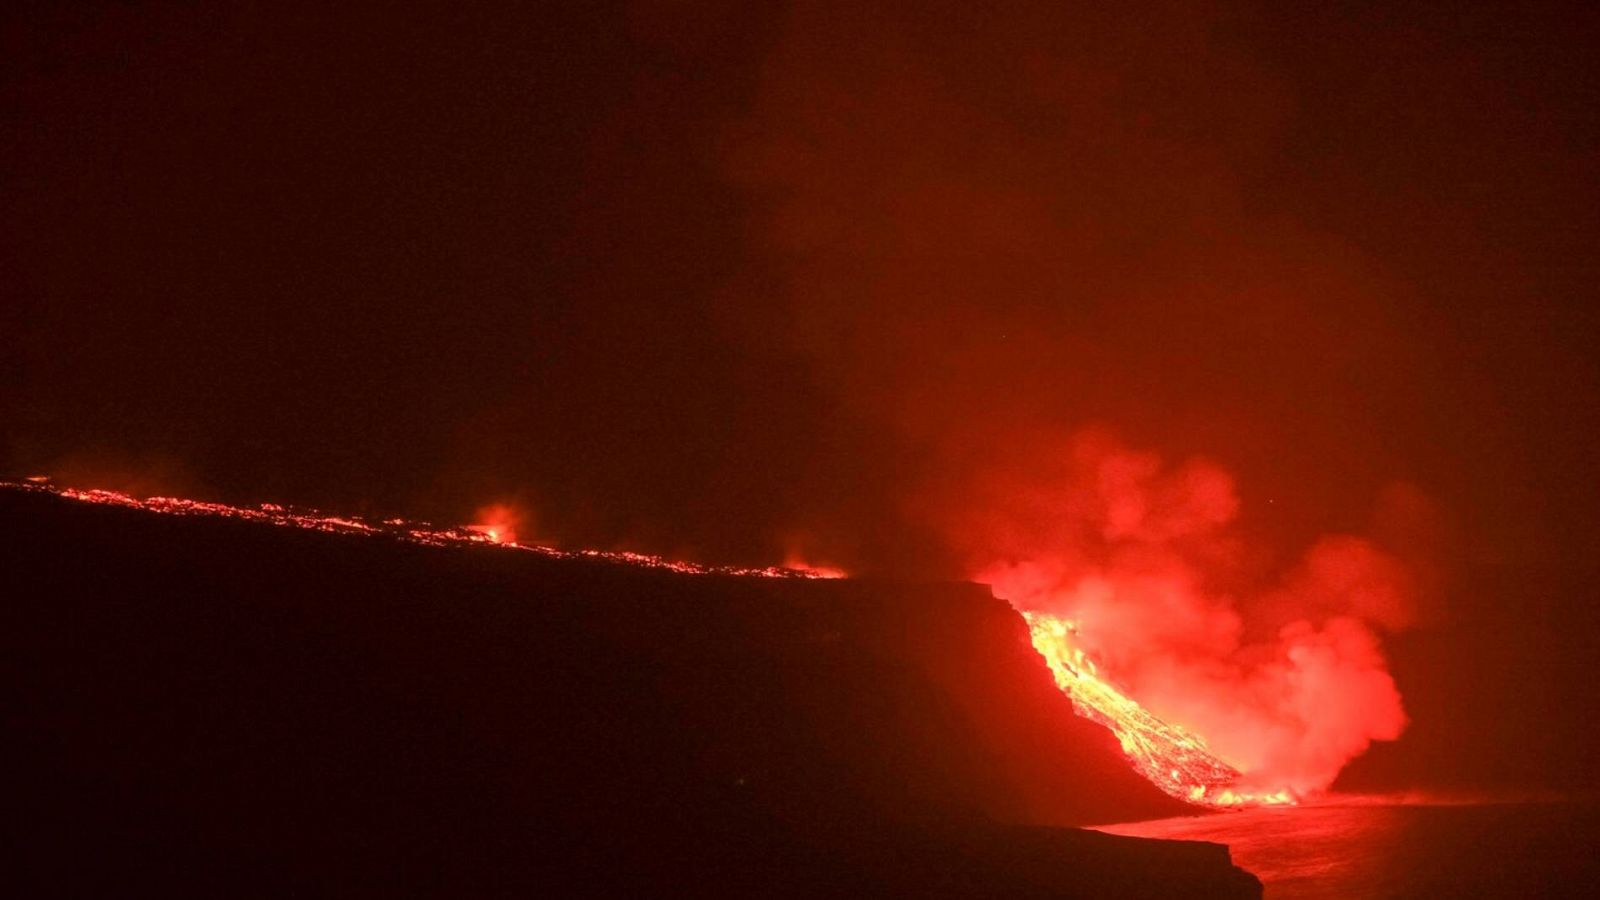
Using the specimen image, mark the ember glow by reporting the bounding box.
[8,480,837,580]
[779,551,849,580]
[467,503,524,545]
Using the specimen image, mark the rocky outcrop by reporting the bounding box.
[2,487,1257,897]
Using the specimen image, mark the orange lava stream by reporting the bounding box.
[1026,612,1297,810]
[8,479,840,580]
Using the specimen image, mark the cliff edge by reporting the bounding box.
[2,487,1256,897]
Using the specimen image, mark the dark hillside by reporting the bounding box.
[1,487,1254,897]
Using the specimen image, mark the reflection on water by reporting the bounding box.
[1096,796,1600,899]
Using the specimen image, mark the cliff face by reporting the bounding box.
[2,487,1255,898]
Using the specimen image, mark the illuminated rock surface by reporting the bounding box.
[3,484,1259,897]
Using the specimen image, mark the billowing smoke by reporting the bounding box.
[958,428,1414,794]
[720,1,1436,792]
[718,1,1430,564]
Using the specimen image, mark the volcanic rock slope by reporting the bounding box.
[2,487,1258,898]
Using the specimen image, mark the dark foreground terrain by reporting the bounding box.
[2,487,1257,897]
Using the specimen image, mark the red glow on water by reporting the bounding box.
[1093,794,1598,898]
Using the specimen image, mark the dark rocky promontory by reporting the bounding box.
[2,487,1257,897]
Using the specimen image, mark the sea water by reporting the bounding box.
[1096,796,1600,898]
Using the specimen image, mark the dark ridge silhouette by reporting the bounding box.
[2,487,1257,897]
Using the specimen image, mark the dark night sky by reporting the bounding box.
[4,0,1598,656]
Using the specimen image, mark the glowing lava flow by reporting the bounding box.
[1025,611,1296,809]
[9,477,1284,808]
[5,479,841,580]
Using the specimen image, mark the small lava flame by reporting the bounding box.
[779,552,849,580]
[1025,611,1295,809]
[467,503,522,545]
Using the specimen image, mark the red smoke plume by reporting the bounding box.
[468,502,528,545]
[961,429,1413,796]
[715,3,1443,796]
